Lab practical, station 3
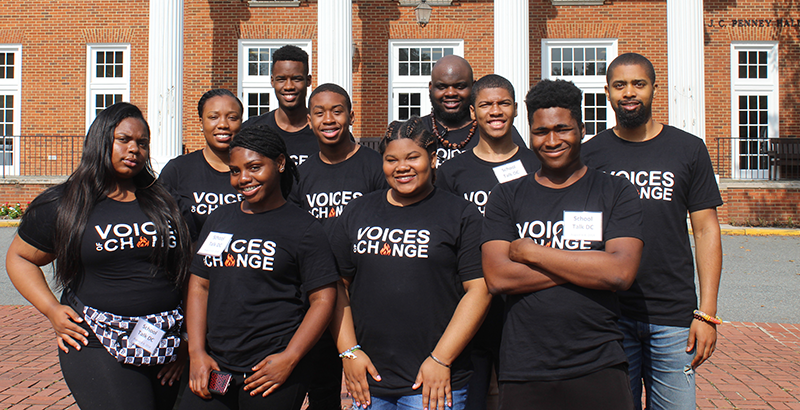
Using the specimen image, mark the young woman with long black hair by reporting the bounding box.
[6,102,193,410]
[330,117,492,410]
[160,89,244,239]
[180,126,338,410]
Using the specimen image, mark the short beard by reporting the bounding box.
[430,93,471,128]
[615,102,652,129]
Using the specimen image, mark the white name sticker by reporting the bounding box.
[197,232,233,257]
[562,211,603,242]
[493,160,528,184]
[128,319,166,354]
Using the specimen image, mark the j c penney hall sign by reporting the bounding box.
[708,18,800,28]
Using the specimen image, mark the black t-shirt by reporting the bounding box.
[582,125,723,327]
[436,147,540,216]
[159,150,243,240]
[191,202,339,372]
[330,188,483,396]
[481,168,643,382]
[289,146,388,235]
[421,114,528,167]
[242,110,319,166]
[19,192,182,317]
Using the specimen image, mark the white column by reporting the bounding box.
[494,0,530,146]
[667,0,705,140]
[148,0,184,173]
[317,0,352,97]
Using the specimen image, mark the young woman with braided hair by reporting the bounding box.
[330,116,492,410]
[180,126,338,410]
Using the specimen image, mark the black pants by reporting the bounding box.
[177,361,308,410]
[59,346,179,410]
[305,332,343,410]
[465,296,504,410]
[498,364,634,410]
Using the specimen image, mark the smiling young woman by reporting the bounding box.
[329,117,491,410]
[159,89,244,240]
[179,126,338,410]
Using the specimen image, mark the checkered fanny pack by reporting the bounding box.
[65,289,183,366]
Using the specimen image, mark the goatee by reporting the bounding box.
[430,93,470,127]
[616,101,652,129]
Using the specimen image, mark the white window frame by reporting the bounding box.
[86,44,130,130]
[542,39,617,140]
[237,39,313,122]
[0,44,22,176]
[388,40,464,123]
[730,42,779,180]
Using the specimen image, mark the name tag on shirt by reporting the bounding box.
[197,231,233,257]
[562,211,603,242]
[128,319,166,354]
[493,160,528,184]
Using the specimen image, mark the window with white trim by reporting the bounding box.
[0,45,21,175]
[86,44,130,129]
[730,42,778,180]
[542,39,617,139]
[388,40,463,122]
[237,40,312,121]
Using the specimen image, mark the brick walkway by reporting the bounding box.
[1,306,798,410]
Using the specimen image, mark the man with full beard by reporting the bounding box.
[423,55,526,166]
[581,53,723,410]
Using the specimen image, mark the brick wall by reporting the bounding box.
[719,187,800,226]
[182,0,319,152]
[0,181,60,206]
[704,1,800,178]
[530,0,669,123]
[2,1,150,135]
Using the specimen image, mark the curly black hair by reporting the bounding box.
[272,45,309,75]
[525,79,583,127]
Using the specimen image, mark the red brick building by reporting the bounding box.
[1,0,798,225]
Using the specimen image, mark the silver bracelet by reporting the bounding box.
[429,352,451,368]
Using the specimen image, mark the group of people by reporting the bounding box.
[6,44,722,410]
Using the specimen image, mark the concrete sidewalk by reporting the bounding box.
[1,306,798,409]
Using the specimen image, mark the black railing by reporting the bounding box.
[712,136,800,181]
[1,135,84,178]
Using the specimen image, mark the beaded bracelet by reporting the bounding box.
[429,353,451,368]
[339,344,361,360]
[693,309,722,325]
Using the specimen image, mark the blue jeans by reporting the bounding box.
[365,385,468,410]
[619,316,695,410]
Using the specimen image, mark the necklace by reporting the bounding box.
[430,113,477,150]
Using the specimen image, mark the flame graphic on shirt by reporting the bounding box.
[328,208,337,218]
[136,237,150,247]
[379,243,391,255]
[224,254,235,267]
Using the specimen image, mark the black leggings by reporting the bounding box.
[59,346,179,410]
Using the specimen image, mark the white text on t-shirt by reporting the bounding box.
[608,170,674,202]
[203,238,277,271]
[306,190,363,219]
[353,226,431,258]
[516,219,592,250]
